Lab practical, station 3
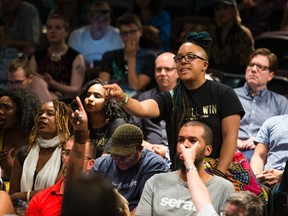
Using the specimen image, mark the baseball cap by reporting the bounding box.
[212,0,237,6]
[110,124,143,156]
[90,1,111,17]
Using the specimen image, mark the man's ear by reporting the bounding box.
[205,145,212,157]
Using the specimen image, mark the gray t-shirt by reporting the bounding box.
[135,171,235,216]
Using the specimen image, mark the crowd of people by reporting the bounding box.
[1,0,288,215]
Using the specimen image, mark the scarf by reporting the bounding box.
[20,136,62,191]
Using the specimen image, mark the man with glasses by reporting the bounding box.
[26,136,95,216]
[99,13,156,97]
[92,123,170,215]
[130,52,178,160]
[68,1,124,69]
[7,54,51,102]
[234,48,288,161]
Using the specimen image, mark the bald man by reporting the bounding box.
[130,52,179,159]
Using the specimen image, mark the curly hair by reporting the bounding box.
[70,78,128,125]
[0,88,41,136]
[27,100,72,153]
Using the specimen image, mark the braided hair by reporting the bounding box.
[171,32,213,165]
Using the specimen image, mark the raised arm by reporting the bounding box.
[65,97,89,187]
[103,83,160,118]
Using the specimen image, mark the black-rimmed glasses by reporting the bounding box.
[247,62,270,72]
[111,150,138,163]
[173,53,207,63]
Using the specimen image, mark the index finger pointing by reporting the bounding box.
[76,96,85,112]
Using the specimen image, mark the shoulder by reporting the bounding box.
[138,88,158,100]
[208,175,235,191]
[70,25,89,36]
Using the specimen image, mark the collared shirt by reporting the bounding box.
[235,82,288,139]
[26,178,64,216]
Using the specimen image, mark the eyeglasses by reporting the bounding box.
[61,150,92,160]
[7,79,26,86]
[120,29,139,37]
[173,53,207,63]
[247,62,270,72]
[111,150,138,163]
[155,67,176,73]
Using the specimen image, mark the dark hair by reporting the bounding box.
[182,121,213,146]
[247,48,278,72]
[0,88,41,136]
[184,31,213,59]
[47,13,70,33]
[70,78,127,125]
[61,174,121,216]
[116,13,141,29]
[134,0,165,16]
[8,53,32,77]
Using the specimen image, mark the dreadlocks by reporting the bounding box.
[27,100,72,154]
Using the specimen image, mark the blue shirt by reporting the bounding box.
[92,149,170,211]
[254,114,288,170]
[234,83,288,139]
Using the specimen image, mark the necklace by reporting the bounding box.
[50,52,64,62]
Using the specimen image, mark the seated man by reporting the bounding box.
[68,1,124,70]
[68,97,170,216]
[7,54,51,102]
[130,52,178,159]
[26,136,95,216]
[250,114,288,188]
[99,13,156,97]
[234,48,288,161]
[135,121,235,216]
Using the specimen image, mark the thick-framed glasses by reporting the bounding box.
[120,29,139,37]
[247,62,270,72]
[7,79,26,86]
[111,150,138,163]
[155,67,176,73]
[173,53,207,63]
[61,150,92,160]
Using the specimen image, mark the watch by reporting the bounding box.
[186,165,197,173]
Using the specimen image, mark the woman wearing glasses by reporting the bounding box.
[9,100,71,203]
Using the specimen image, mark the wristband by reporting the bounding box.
[27,190,31,202]
[186,165,197,173]
[121,93,129,105]
[74,130,90,144]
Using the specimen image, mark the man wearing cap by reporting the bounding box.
[92,123,170,215]
[68,1,124,68]
[69,96,169,215]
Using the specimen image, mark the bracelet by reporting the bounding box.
[27,190,31,202]
[121,93,129,105]
[186,165,197,173]
[74,130,90,144]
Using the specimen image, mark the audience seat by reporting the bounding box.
[254,33,288,63]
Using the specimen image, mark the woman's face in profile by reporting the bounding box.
[0,96,17,129]
[36,101,58,139]
[84,84,106,114]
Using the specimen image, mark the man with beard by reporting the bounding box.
[135,121,235,216]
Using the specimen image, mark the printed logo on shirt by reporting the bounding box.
[160,197,196,211]
[113,180,137,190]
[186,104,217,121]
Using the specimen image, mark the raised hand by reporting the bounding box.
[103,83,126,103]
[71,96,88,131]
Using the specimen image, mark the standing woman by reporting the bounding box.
[0,88,41,185]
[9,100,71,202]
[29,13,85,100]
[70,78,127,158]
